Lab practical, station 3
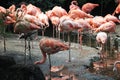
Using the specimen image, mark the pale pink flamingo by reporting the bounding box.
[36,12,49,36]
[59,18,82,62]
[74,18,92,48]
[113,61,120,73]
[96,32,108,60]
[95,21,116,62]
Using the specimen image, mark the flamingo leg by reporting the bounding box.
[28,38,32,62]
[53,26,55,38]
[57,26,61,39]
[55,26,58,38]
[100,44,104,61]
[89,30,92,47]
[42,30,45,37]
[78,32,82,51]
[77,32,80,43]
[3,27,6,52]
[68,32,71,62]
[62,32,65,41]
[24,39,27,64]
[31,40,34,49]
[3,33,6,52]
[101,44,107,68]
[48,54,52,80]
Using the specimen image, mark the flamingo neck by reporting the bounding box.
[34,52,47,64]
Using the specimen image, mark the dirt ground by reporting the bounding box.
[0,25,120,80]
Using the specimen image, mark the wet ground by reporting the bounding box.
[0,25,120,80]
[0,34,117,80]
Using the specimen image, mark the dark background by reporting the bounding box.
[0,0,118,16]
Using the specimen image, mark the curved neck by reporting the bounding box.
[34,52,47,64]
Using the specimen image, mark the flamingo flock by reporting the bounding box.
[0,0,120,79]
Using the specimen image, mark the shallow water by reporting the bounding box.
[0,35,116,80]
[0,24,120,80]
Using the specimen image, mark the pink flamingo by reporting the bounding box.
[69,0,80,10]
[0,5,16,52]
[34,37,69,79]
[36,12,49,36]
[59,18,82,62]
[14,7,42,63]
[112,3,120,15]
[46,6,68,38]
[81,3,99,13]
[68,8,93,19]
[94,21,116,33]
[104,14,120,23]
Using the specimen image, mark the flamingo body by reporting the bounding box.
[96,32,107,44]
[95,21,116,33]
[34,37,69,64]
[82,3,99,13]
[104,14,120,23]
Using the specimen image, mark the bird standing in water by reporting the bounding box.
[96,32,108,60]
[34,37,69,79]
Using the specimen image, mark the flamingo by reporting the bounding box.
[14,5,44,33]
[113,61,120,73]
[45,6,68,38]
[96,32,108,60]
[89,16,106,29]
[49,16,60,38]
[112,3,120,15]
[69,1,94,19]
[0,5,16,52]
[50,6,68,18]
[58,18,82,62]
[69,0,80,10]
[94,21,116,33]
[19,5,43,27]
[0,4,16,24]
[68,8,93,19]
[59,15,73,40]
[14,6,42,63]
[21,3,41,16]
[81,3,99,13]
[36,12,49,36]
[0,6,7,20]
[34,37,69,79]
[104,14,120,23]
[74,18,92,48]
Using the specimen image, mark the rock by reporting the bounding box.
[0,55,16,69]
[7,64,45,80]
